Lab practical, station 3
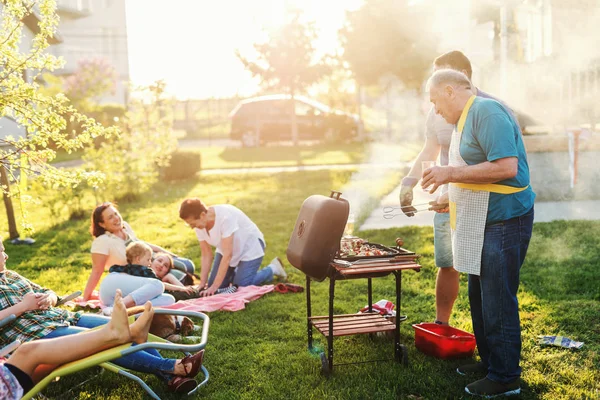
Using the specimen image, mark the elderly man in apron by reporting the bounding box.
[422,69,535,398]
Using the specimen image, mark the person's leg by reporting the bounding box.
[479,209,533,384]
[8,292,153,377]
[38,310,201,383]
[173,257,195,274]
[100,273,165,307]
[468,273,488,368]
[434,211,459,324]
[233,256,274,286]
[148,293,176,307]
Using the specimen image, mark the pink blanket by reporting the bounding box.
[160,285,274,312]
[65,291,103,310]
[64,286,275,313]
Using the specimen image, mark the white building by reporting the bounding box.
[50,0,130,105]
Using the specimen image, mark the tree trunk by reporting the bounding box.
[356,81,364,140]
[0,164,20,240]
[290,90,298,146]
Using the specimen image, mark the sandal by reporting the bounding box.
[167,376,197,393]
[274,283,304,294]
[180,349,205,378]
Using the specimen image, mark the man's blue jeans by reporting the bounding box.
[43,314,175,381]
[208,239,274,288]
[468,207,534,383]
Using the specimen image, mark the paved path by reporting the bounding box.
[201,162,408,175]
[361,184,600,230]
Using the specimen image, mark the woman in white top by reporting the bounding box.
[178,198,287,297]
[84,202,193,302]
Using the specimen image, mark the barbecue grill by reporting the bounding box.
[286,191,422,375]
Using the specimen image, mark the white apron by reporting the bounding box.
[448,95,528,276]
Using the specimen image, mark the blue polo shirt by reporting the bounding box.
[460,97,535,224]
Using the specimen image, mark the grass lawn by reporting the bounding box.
[182,142,421,170]
[50,149,85,164]
[1,170,598,399]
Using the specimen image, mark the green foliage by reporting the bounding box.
[236,11,330,95]
[82,81,176,202]
[0,0,116,233]
[161,150,201,182]
[340,0,439,89]
[28,178,95,223]
[63,58,117,110]
[86,103,127,128]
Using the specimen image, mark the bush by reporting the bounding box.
[162,151,202,182]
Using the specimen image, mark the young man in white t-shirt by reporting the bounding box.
[179,198,287,297]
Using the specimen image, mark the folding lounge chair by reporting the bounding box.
[0,309,210,400]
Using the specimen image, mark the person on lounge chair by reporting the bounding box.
[0,290,152,399]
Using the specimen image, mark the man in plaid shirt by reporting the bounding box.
[0,269,82,344]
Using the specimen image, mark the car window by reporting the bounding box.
[295,101,314,116]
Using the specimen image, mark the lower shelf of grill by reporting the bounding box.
[309,313,396,337]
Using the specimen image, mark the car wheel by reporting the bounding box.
[324,128,337,143]
[242,131,257,147]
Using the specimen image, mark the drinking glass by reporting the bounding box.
[344,213,355,237]
[421,161,436,193]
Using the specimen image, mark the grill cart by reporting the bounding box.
[287,191,421,376]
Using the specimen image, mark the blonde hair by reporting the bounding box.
[125,242,152,264]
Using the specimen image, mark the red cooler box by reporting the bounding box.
[412,323,476,359]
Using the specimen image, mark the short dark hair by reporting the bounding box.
[90,202,117,238]
[179,198,208,220]
[434,50,472,80]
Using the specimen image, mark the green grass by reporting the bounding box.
[1,171,598,399]
[50,149,85,164]
[181,142,420,170]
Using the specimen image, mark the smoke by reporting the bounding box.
[341,77,425,225]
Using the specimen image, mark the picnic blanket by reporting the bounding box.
[64,291,103,309]
[160,285,274,312]
[64,286,275,313]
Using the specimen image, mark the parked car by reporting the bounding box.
[229,95,362,145]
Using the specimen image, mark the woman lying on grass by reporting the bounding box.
[0,239,204,393]
[0,289,153,399]
[150,253,238,300]
[84,202,195,302]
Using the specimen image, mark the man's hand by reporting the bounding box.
[399,185,416,217]
[421,166,452,194]
[200,286,218,297]
[429,191,449,213]
[21,292,42,312]
[36,293,56,310]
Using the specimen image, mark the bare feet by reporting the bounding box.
[104,289,131,344]
[129,301,154,344]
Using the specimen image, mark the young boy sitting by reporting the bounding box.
[99,242,175,309]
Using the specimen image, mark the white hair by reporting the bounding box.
[426,69,472,92]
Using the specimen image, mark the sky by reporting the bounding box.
[126,0,363,100]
